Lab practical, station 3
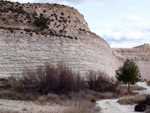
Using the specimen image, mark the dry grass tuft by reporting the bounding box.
[118,95,146,105]
[60,99,100,113]
[0,90,38,101]
[116,84,145,96]
[0,109,19,113]
[97,92,117,99]
[86,70,118,92]
[36,93,61,104]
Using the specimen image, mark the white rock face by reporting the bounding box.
[114,44,150,80]
[0,28,122,78]
[1,1,149,80]
[0,1,123,78]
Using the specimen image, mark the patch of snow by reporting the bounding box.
[137,82,150,95]
[97,99,138,113]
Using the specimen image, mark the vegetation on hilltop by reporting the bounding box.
[34,14,48,29]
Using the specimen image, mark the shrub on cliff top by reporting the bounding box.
[34,14,48,28]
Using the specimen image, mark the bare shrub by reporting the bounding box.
[12,63,84,95]
[86,70,118,92]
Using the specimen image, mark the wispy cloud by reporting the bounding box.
[126,16,144,21]
[101,13,150,48]
[128,5,136,10]
[102,26,150,48]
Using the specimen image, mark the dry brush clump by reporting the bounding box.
[86,70,118,93]
[11,63,85,95]
[116,84,145,96]
[118,95,146,105]
[0,66,118,103]
[0,65,120,102]
[58,99,100,113]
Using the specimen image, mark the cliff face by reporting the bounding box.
[1,1,149,80]
[0,1,122,78]
[114,44,150,80]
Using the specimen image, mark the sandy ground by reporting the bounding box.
[97,99,136,113]
[0,82,149,113]
[0,99,66,113]
[97,82,150,113]
[137,82,150,95]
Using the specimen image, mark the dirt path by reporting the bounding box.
[97,82,149,113]
[97,99,136,113]
[137,82,150,95]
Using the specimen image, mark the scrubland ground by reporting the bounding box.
[0,80,147,113]
[0,64,149,113]
[0,99,65,113]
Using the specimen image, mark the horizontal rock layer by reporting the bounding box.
[0,28,122,78]
[114,44,150,80]
[0,1,149,80]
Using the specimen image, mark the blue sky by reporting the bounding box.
[8,0,150,48]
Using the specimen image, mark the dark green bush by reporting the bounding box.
[34,14,48,28]
[116,59,141,92]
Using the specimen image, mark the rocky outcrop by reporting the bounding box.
[0,1,149,80]
[0,1,89,36]
[0,1,122,78]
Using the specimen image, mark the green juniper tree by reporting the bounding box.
[116,59,141,92]
[34,14,48,29]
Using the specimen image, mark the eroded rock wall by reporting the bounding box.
[114,44,150,80]
[0,28,122,78]
[0,1,123,78]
